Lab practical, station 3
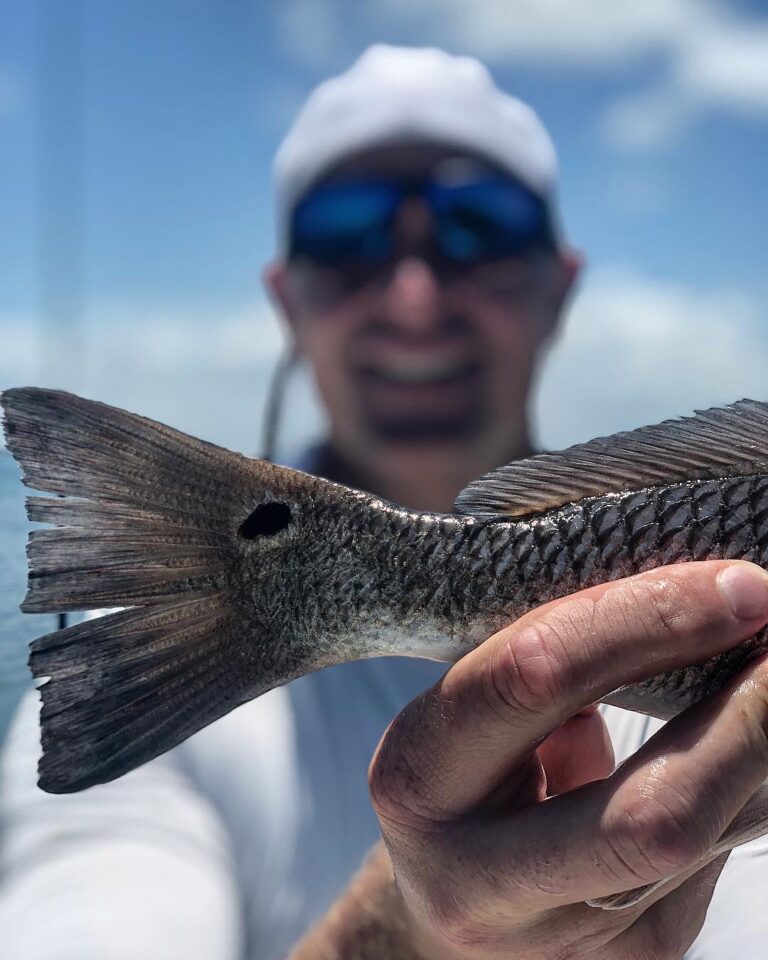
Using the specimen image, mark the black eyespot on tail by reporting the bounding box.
[238,501,292,539]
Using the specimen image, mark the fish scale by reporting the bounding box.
[4,387,768,797]
[17,390,768,912]
[288,474,768,708]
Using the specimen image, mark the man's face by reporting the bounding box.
[267,143,580,476]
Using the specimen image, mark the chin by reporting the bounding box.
[368,412,483,445]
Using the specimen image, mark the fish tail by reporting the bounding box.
[1,388,284,792]
[28,599,246,792]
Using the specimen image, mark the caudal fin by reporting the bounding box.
[28,597,246,792]
[0,388,302,792]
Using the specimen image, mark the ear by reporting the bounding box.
[542,246,583,340]
[263,260,302,347]
[263,259,291,316]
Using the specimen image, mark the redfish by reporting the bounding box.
[4,386,768,811]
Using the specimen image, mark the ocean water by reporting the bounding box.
[0,451,62,742]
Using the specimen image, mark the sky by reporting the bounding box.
[2,0,768,458]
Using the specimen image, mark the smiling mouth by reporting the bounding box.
[358,356,481,386]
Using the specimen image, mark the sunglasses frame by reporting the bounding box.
[288,172,557,268]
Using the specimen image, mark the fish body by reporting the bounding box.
[3,387,768,793]
[267,474,768,719]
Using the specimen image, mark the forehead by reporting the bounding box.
[320,140,505,183]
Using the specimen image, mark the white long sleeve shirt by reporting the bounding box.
[2,654,768,959]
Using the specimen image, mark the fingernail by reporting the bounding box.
[575,703,600,717]
[717,564,768,621]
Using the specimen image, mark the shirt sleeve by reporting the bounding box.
[602,704,768,958]
[685,831,768,958]
[0,689,244,960]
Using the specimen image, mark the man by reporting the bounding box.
[2,45,768,959]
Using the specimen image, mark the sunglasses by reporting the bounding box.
[288,173,556,268]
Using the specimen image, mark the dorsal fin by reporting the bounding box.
[455,399,768,518]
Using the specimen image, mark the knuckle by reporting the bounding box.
[603,788,707,884]
[368,710,447,832]
[741,664,768,765]
[406,860,533,956]
[423,892,505,956]
[624,575,690,643]
[422,893,477,951]
[486,620,571,720]
[368,743,425,830]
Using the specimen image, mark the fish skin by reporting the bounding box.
[3,386,768,792]
[284,475,768,721]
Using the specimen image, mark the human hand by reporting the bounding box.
[368,560,768,959]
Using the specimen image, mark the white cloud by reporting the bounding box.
[679,22,768,116]
[600,87,693,153]
[276,0,702,71]
[379,0,697,67]
[274,1,768,152]
[275,0,348,70]
[83,300,285,371]
[536,265,768,449]
[4,271,766,467]
[602,11,768,151]
[0,300,325,458]
[0,316,43,383]
[380,0,768,117]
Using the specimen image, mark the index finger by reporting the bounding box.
[370,559,768,824]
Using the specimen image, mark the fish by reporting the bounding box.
[4,385,768,805]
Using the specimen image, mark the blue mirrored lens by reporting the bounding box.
[429,178,548,261]
[291,181,399,262]
[289,176,552,265]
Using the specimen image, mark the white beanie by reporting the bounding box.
[273,45,559,252]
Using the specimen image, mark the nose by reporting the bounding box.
[381,197,443,334]
[384,256,442,334]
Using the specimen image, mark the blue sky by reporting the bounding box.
[2,0,768,456]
